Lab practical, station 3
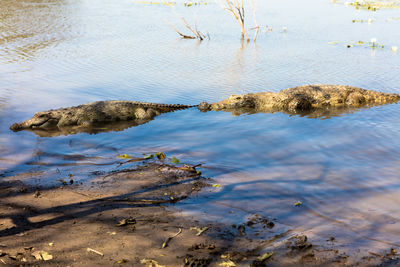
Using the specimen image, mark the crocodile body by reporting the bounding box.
[198,84,400,118]
[10,101,194,136]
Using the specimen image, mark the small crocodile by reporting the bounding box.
[10,101,194,136]
[198,84,400,118]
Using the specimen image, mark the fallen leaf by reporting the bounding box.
[117,259,128,263]
[219,260,236,266]
[294,201,302,207]
[143,154,154,160]
[171,156,180,164]
[190,226,209,236]
[48,242,54,247]
[140,259,165,267]
[116,217,136,226]
[117,154,133,159]
[212,184,221,188]
[257,252,274,261]
[8,255,17,261]
[41,251,53,261]
[178,164,197,172]
[31,251,53,261]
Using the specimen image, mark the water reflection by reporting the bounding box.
[212,103,400,119]
[14,118,170,137]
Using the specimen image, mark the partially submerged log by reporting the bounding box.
[198,84,400,118]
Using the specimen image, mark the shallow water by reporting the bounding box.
[1,0,400,254]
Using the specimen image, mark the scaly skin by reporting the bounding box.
[198,84,400,118]
[10,101,194,135]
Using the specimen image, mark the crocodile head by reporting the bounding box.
[10,112,59,131]
[211,95,256,110]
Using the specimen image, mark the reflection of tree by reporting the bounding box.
[0,0,76,64]
[221,41,259,94]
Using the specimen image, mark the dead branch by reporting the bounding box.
[224,0,250,41]
[165,19,196,39]
[181,17,204,40]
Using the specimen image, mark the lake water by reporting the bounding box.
[1,0,400,254]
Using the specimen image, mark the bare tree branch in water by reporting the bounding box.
[165,17,207,41]
[223,0,250,41]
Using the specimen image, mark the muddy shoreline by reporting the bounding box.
[0,161,399,266]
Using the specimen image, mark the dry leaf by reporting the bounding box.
[32,251,53,261]
[140,259,165,267]
[219,260,236,267]
[190,226,209,236]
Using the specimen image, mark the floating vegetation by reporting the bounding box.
[345,0,400,11]
[387,16,400,21]
[184,1,208,6]
[294,201,302,207]
[352,18,375,23]
[328,38,397,50]
[133,0,176,6]
[132,0,208,6]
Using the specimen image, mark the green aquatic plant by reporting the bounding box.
[345,0,400,11]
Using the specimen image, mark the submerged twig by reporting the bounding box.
[181,17,205,40]
[165,19,196,39]
[165,16,207,40]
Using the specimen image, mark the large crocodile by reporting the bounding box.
[10,101,194,136]
[198,84,400,118]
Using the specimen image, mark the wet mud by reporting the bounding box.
[1,162,399,266]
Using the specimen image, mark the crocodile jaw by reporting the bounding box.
[10,113,55,131]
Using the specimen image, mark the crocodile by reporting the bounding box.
[198,84,400,118]
[9,85,400,136]
[10,101,194,136]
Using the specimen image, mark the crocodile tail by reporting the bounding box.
[140,102,196,110]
